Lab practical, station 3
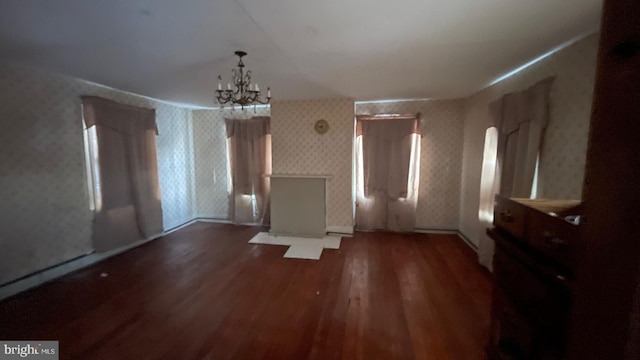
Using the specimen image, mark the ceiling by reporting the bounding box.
[0,0,602,107]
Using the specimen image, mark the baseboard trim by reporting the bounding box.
[456,230,478,252]
[414,228,478,253]
[414,228,458,234]
[194,217,233,224]
[326,226,354,236]
[0,217,198,301]
[164,219,199,233]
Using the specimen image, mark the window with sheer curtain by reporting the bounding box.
[479,126,499,224]
[81,96,164,252]
[225,116,272,225]
[355,114,421,232]
[490,77,554,199]
[477,77,553,268]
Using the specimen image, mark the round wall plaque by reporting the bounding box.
[314,119,330,134]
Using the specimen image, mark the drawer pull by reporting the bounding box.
[543,231,568,249]
[500,211,514,223]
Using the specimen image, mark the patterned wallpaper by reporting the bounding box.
[270,99,355,230]
[0,32,598,284]
[0,61,195,285]
[459,33,599,265]
[356,100,465,230]
[192,107,270,219]
[194,100,464,231]
[156,105,196,230]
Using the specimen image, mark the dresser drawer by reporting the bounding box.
[492,287,536,359]
[494,196,526,239]
[494,247,571,330]
[528,211,577,270]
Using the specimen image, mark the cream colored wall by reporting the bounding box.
[459,33,598,259]
[0,61,196,285]
[356,100,465,230]
[192,107,270,219]
[270,99,355,231]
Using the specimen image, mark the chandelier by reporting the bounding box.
[216,51,271,109]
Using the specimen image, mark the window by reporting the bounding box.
[82,117,102,211]
[478,127,498,223]
[354,115,421,231]
[225,117,271,225]
[530,154,540,199]
[81,96,164,250]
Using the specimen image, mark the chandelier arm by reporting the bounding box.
[245,92,256,104]
[231,69,237,84]
[238,65,245,96]
[252,97,271,105]
[231,69,242,96]
[216,90,233,104]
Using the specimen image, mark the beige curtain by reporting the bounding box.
[355,114,421,232]
[82,96,163,251]
[226,116,271,225]
[490,77,554,198]
[478,77,554,269]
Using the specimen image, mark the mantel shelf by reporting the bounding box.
[265,174,333,179]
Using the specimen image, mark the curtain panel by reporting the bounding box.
[81,96,163,251]
[478,77,554,269]
[225,116,272,225]
[489,77,554,198]
[355,114,421,232]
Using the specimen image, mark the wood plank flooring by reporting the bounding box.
[0,223,492,360]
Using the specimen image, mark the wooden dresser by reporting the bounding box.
[487,195,582,360]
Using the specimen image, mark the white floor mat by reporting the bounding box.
[283,244,324,260]
[249,232,341,248]
[249,232,341,260]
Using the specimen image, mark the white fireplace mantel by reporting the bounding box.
[268,175,331,238]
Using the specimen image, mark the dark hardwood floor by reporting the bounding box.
[0,223,492,360]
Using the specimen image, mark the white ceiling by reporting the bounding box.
[0,0,602,107]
